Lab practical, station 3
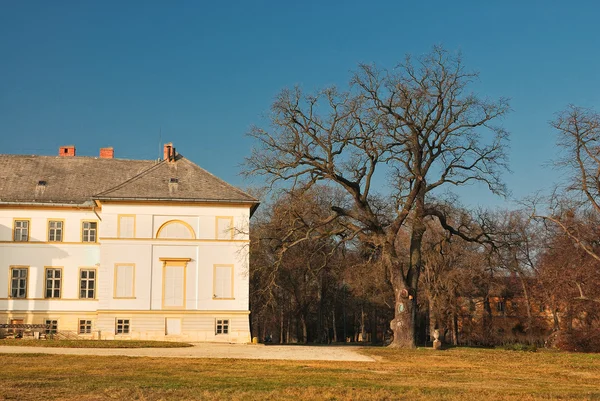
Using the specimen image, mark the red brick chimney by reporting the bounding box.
[163,142,176,162]
[59,145,76,157]
[100,147,114,159]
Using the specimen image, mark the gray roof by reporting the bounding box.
[0,154,258,207]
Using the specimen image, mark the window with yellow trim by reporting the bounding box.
[48,220,63,242]
[13,220,29,241]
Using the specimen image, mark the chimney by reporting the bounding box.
[163,142,176,162]
[100,147,114,159]
[59,145,76,157]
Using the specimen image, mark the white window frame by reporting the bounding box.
[216,319,229,335]
[79,268,97,299]
[48,220,64,242]
[10,266,28,298]
[13,219,30,242]
[115,318,130,335]
[45,267,62,299]
[82,221,98,243]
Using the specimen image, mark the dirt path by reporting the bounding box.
[0,343,374,362]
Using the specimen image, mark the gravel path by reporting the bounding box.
[0,343,374,362]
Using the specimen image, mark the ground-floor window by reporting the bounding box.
[115,319,130,334]
[216,319,229,335]
[79,319,92,334]
[45,319,58,335]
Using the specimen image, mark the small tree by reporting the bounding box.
[246,47,510,347]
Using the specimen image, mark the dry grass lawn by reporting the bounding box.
[0,347,598,400]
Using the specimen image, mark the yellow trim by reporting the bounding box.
[0,310,250,315]
[98,200,254,208]
[213,264,234,300]
[98,237,247,243]
[46,218,65,242]
[0,298,98,301]
[8,265,29,299]
[0,241,100,245]
[78,267,98,299]
[117,214,136,238]
[0,205,95,211]
[96,310,250,315]
[43,266,63,299]
[113,263,136,299]
[159,257,192,263]
[81,220,99,243]
[215,216,234,240]
[161,259,188,310]
[155,219,196,239]
[12,218,31,242]
[164,317,183,335]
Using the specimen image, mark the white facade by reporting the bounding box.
[0,202,252,342]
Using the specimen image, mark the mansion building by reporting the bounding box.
[0,143,258,342]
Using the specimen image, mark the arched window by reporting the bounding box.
[156,220,196,239]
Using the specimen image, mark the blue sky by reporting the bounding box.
[1,1,599,208]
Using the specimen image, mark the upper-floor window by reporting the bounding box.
[10,267,28,298]
[45,268,62,298]
[213,264,233,299]
[156,220,195,239]
[13,220,29,241]
[48,220,64,242]
[80,269,96,299]
[118,215,135,238]
[216,217,234,240]
[496,300,505,313]
[114,264,135,298]
[82,221,97,242]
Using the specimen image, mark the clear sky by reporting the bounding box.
[1,1,599,208]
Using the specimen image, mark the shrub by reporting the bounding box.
[553,329,600,353]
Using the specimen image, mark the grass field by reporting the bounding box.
[0,347,598,400]
[0,339,192,348]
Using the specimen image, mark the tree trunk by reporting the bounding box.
[451,310,459,346]
[280,308,284,344]
[483,295,493,345]
[300,314,308,344]
[332,309,338,343]
[389,188,426,348]
[517,272,533,336]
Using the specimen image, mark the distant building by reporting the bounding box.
[0,143,258,342]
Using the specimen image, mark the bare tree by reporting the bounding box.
[246,46,510,347]
[533,106,600,304]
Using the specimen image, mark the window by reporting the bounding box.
[118,215,135,238]
[216,319,229,335]
[114,264,135,298]
[156,220,195,239]
[496,300,505,313]
[216,217,234,240]
[165,318,182,335]
[82,221,97,242]
[80,269,96,299]
[45,268,62,298]
[163,264,185,308]
[116,319,130,334]
[48,220,63,242]
[13,220,29,241]
[45,320,58,335]
[213,265,233,299]
[79,319,92,334]
[10,267,28,298]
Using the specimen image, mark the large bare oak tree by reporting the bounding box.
[246,47,510,347]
